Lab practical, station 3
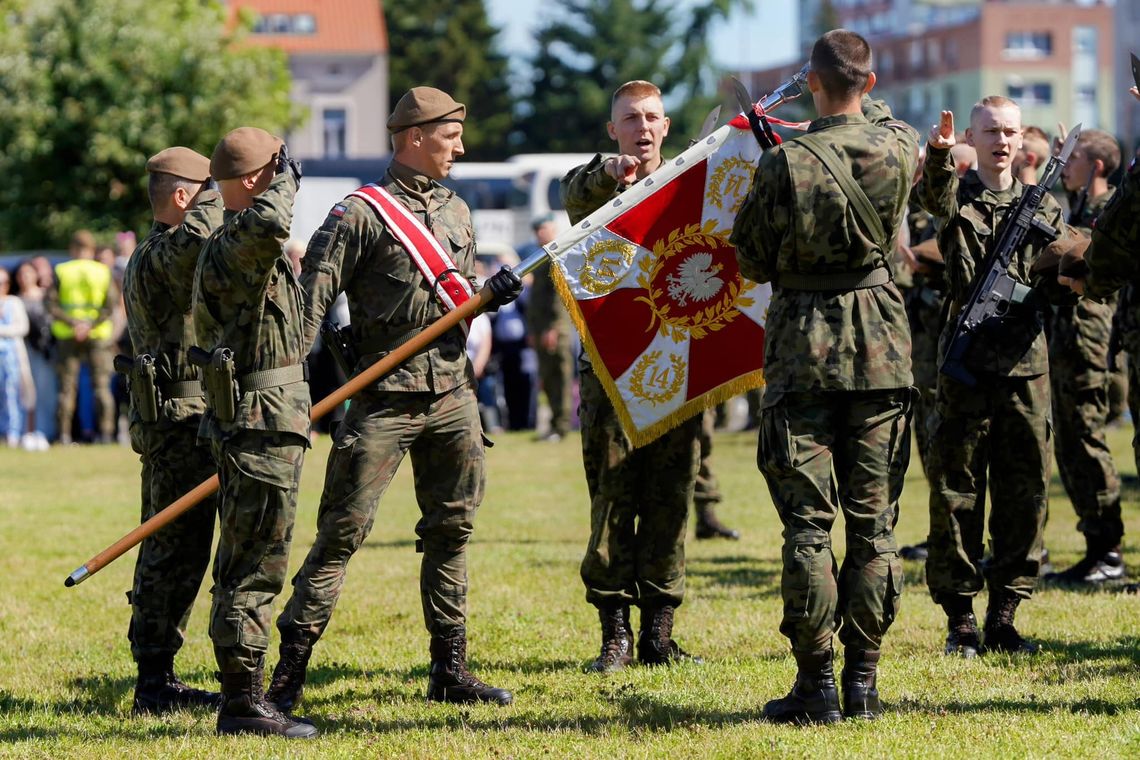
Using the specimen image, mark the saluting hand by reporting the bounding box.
[928,111,955,150]
[605,155,640,185]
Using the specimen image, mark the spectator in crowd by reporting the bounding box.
[0,266,33,448]
[48,230,118,444]
[489,246,535,430]
[466,312,496,432]
[522,213,575,442]
[12,259,56,445]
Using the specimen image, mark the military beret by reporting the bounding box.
[209,127,283,180]
[1033,227,1090,275]
[387,87,466,133]
[910,238,943,268]
[145,147,211,182]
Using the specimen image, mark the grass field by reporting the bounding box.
[1,423,1139,758]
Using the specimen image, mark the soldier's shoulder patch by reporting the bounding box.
[330,203,348,218]
[320,203,350,231]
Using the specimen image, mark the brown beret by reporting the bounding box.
[146,147,211,182]
[387,87,466,133]
[209,127,283,180]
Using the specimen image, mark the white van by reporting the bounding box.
[507,153,597,234]
[443,162,530,247]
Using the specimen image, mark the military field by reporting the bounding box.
[1,425,1138,758]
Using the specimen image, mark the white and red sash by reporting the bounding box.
[350,183,474,326]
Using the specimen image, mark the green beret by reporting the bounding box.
[146,147,211,182]
[387,87,466,133]
[210,127,283,180]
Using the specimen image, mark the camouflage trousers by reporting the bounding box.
[579,368,700,609]
[925,374,1050,604]
[908,286,944,484]
[279,383,484,640]
[693,408,721,508]
[56,337,115,439]
[209,430,306,674]
[1050,322,1123,545]
[536,335,574,437]
[758,389,909,653]
[127,419,217,660]
[1128,353,1140,477]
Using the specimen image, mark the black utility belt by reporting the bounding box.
[777,268,892,292]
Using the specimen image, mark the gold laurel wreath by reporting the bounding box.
[633,221,754,342]
[705,157,755,215]
[577,238,637,296]
[628,350,687,406]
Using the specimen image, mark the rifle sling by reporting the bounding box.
[795,132,890,252]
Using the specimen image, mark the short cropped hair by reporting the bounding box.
[1078,129,1122,178]
[148,172,201,212]
[969,95,1020,124]
[611,80,662,111]
[809,29,872,101]
[1021,126,1051,167]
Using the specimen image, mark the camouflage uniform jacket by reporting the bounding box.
[299,160,476,394]
[1086,157,1140,300]
[561,153,637,371]
[523,246,572,337]
[123,190,224,426]
[1052,188,1117,372]
[192,172,309,441]
[918,146,1068,377]
[729,97,918,394]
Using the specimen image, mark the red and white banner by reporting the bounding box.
[547,119,771,447]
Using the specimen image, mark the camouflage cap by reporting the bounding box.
[210,127,283,180]
[146,146,211,182]
[387,87,466,133]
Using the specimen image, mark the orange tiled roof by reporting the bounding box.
[229,0,387,55]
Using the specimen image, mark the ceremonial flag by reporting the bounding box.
[548,118,772,447]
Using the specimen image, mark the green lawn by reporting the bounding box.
[1,423,1138,758]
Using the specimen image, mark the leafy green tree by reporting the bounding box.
[0,0,299,249]
[384,0,513,160]
[516,0,752,155]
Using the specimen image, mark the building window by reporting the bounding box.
[946,38,958,68]
[880,51,894,77]
[1007,82,1053,106]
[1004,31,1052,60]
[322,108,347,159]
[293,14,317,34]
[909,40,923,69]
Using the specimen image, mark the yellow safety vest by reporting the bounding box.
[51,259,113,341]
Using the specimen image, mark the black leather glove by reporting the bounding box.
[488,265,523,306]
[276,143,303,183]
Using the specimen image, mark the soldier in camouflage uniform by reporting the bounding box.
[523,213,574,441]
[730,31,917,723]
[1045,129,1125,586]
[122,147,223,715]
[562,80,703,673]
[693,408,740,540]
[191,128,316,738]
[1061,86,1140,593]
[268,88,518,710]
[918,98,1071,660]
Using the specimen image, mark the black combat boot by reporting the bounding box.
[131,654,222,715]
[427,629,513,705]
[1044,535,1125,586]
[941,597,981,658]
[840,650,881,720]
[216,668,318,738]
[982,590,1038,654]
[586,605,634,673]
[763,649,843,725]
[267,629,315,715]
[637,604,702,666]
[695,503,741,540]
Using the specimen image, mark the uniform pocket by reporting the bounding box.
[757,404,795,475]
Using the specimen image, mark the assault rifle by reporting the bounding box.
[940,124,1081,387]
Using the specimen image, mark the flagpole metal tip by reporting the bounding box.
[65,566,90,587]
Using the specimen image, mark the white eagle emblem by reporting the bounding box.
[665,252,724,306]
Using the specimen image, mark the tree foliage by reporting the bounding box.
[0,0,299,249]
[384,0,514,160]
[516,0,751,155]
